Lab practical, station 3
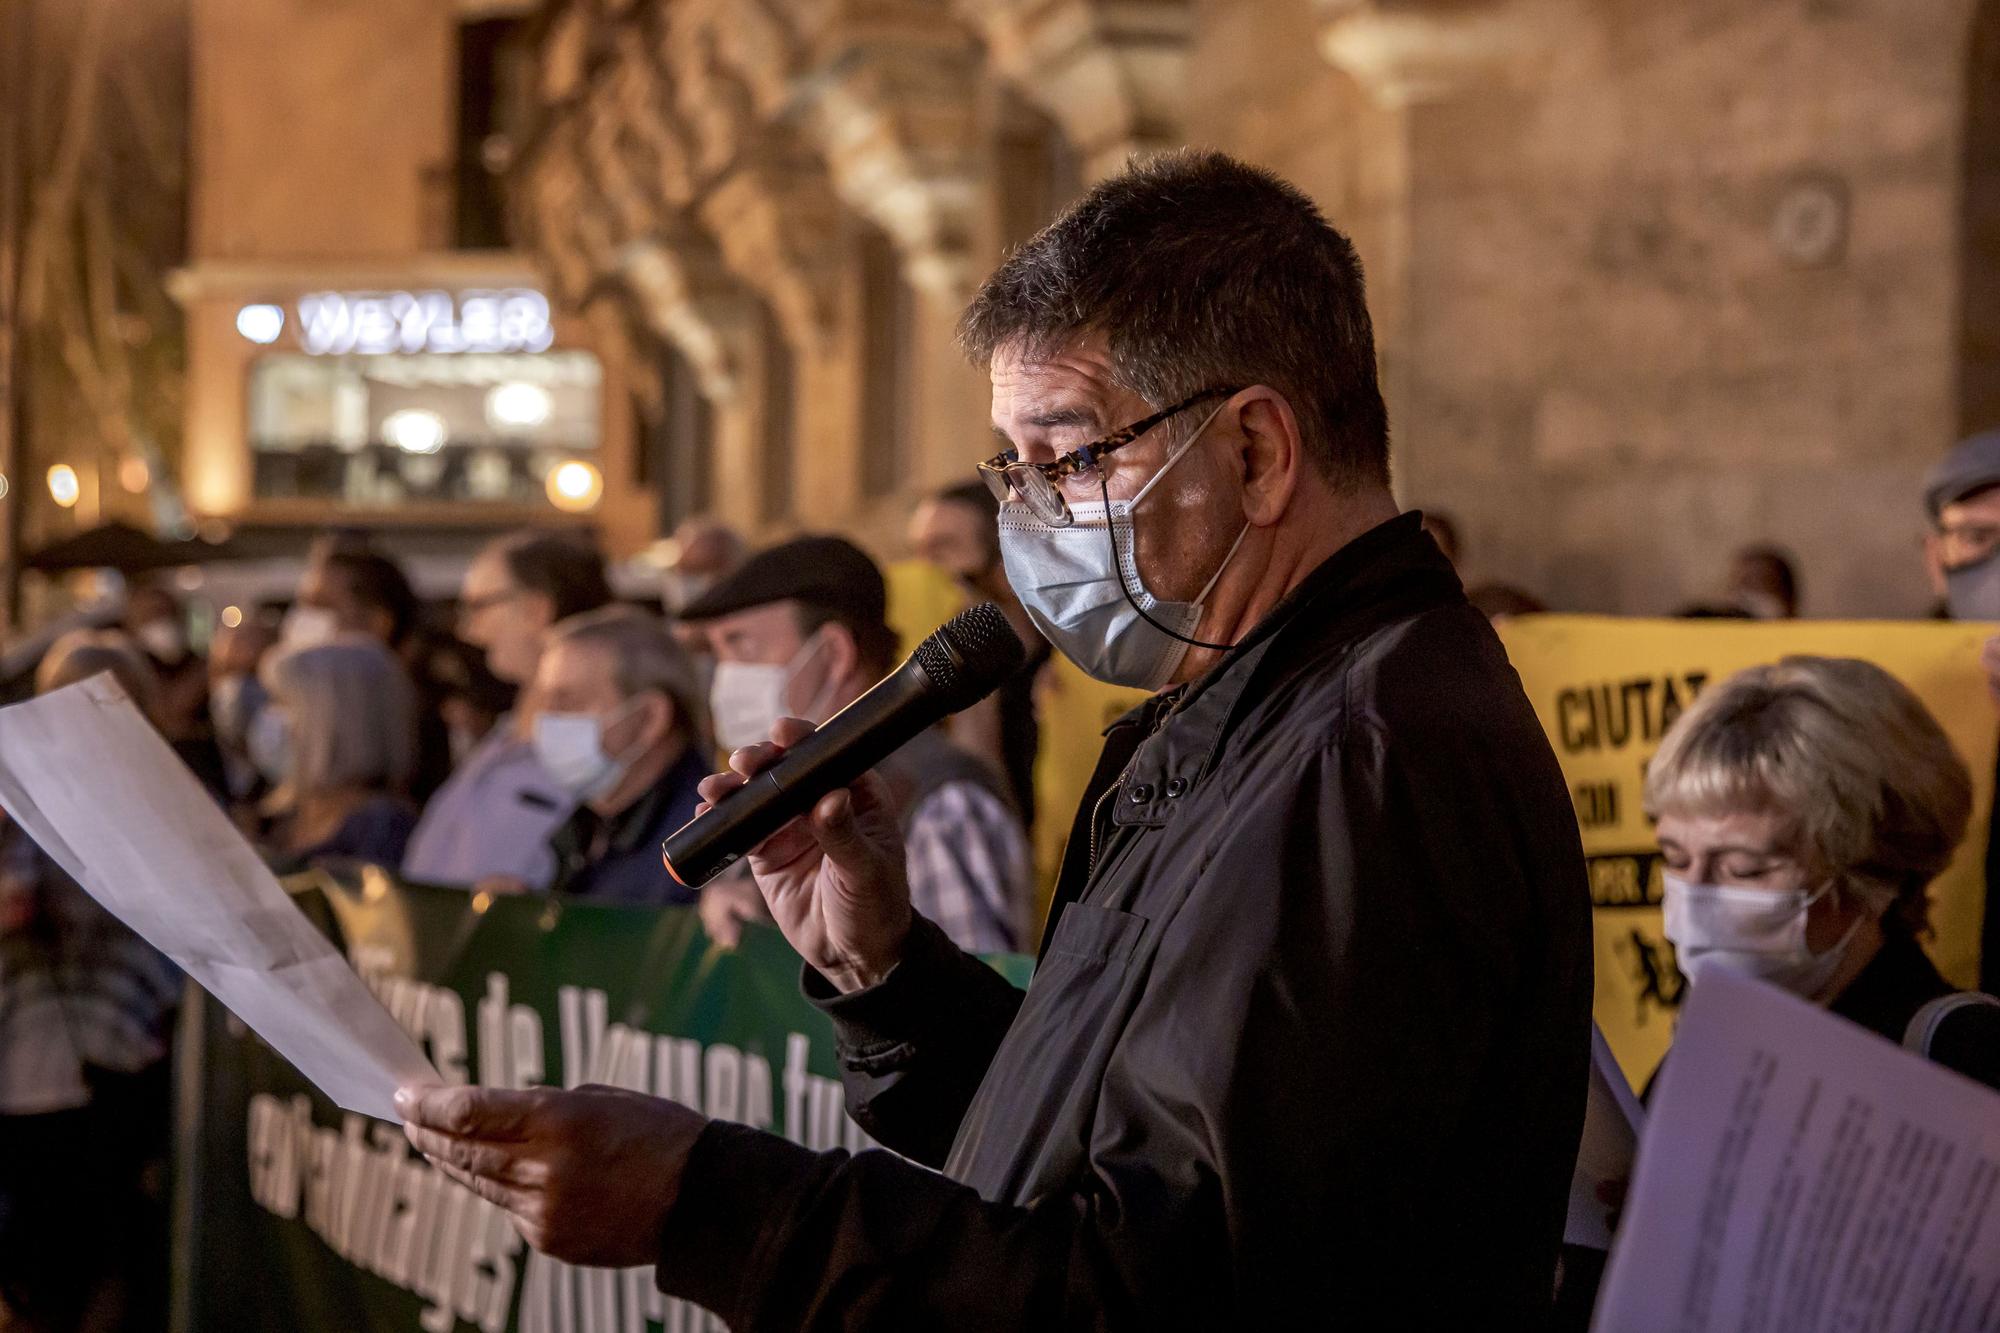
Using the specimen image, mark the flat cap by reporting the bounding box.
[677,534,887,626]
[1923,430,2000,518]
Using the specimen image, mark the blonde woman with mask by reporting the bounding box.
[1644,655,2000,1088]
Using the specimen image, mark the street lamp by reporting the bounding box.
[546,459,602,512]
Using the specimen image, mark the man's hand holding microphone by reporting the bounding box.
[397,604,1023,1262]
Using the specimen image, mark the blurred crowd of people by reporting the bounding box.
[9,426,2000,1330]
[0,500,1048,1332]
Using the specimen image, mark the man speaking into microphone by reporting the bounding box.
[399,150,1592,1328]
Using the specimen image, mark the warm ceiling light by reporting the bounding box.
[487,382,553,429]
[119,456,151,493]
[383,409,448,455]
[220,605,244,629]
[546,459,603,512]
[47,464,80,508]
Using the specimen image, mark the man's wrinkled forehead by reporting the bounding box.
[988,337,1142,447]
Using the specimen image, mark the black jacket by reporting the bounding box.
[656,514,1595,1329]
[1832,930,2000,1091]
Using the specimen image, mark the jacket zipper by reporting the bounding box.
[1086,767,1129,878]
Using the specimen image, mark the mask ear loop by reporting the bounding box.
[600,693,657,768]
[1099,401,1247,653]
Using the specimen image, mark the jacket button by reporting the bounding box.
[1165,777,1188,798]
[1127,783,1155,804]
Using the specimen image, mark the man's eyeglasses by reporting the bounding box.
[458,588,525,620]
[1936,520,2000,569]
[977,387,1241,527]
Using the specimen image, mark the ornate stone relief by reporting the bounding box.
[1313,0,1555,105]
[956,0,1193,179]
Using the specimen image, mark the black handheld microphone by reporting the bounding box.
[662,602,1026,888]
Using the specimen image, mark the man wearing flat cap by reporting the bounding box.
[1924,430,2000,624]
[1923,430,2000,987]
[681,535,1032,956]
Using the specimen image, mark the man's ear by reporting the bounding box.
[638,689,677,747]
[1231,387,1305,527]
[1924,532,1949,599]
[522,591,558,634]
[818,621,861,686]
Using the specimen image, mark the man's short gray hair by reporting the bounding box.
[1644,656,1972,934]
[957,149,1390,488]
[38,630,163,721]
[261,636,416,798]
[546,607,709,750]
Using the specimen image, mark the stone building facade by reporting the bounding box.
[514,0,2000,616]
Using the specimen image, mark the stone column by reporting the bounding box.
[699,147,866,527]
[613,230,775,531]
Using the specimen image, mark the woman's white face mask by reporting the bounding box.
[708,631,831,752]
[1662,875,1870,1001]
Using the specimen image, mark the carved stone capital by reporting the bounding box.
[699,147,853,350]
[1313,0,1553,106]
[793,24,987,299]
[612,227,763,403]
[514,144,599,308]
[958,0,1193,180]
[657,14,762,185]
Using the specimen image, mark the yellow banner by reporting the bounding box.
[1497,616,1998,1087]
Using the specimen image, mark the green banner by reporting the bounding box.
[172,867,1032,1333]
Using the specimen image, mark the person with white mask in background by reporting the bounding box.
[123,582,230,799]
[683,535,1031,954]
[1647,656,2000,1088]
[526,607,711,906]
[1922,434,2000,989]
[403,531,614,891]
[209,613,280,804]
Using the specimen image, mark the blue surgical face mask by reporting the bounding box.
[1945,547,2000,621]
[531,697,648,803]
[210,673,268,750]
[246,705,292,786]
[998,402,1248,691]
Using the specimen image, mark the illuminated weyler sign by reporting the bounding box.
[238,289,556,356]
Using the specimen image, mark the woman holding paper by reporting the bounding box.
[1645,655,2000,1088]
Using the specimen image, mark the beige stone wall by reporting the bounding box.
[514,0,1995,614]
[191,0,455,261]
[1375,0,1979,616]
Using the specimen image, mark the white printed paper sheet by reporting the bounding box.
[1593,968,2000,1332]
[0,674,436,1121]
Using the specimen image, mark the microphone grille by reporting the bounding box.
[914,602,1028,711]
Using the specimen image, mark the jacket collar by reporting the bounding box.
[1108,511,1457,829]
[557,744,708,861]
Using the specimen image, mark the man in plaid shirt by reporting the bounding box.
[688,536,1032,956]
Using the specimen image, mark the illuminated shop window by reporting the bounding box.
[245,350,602,509]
